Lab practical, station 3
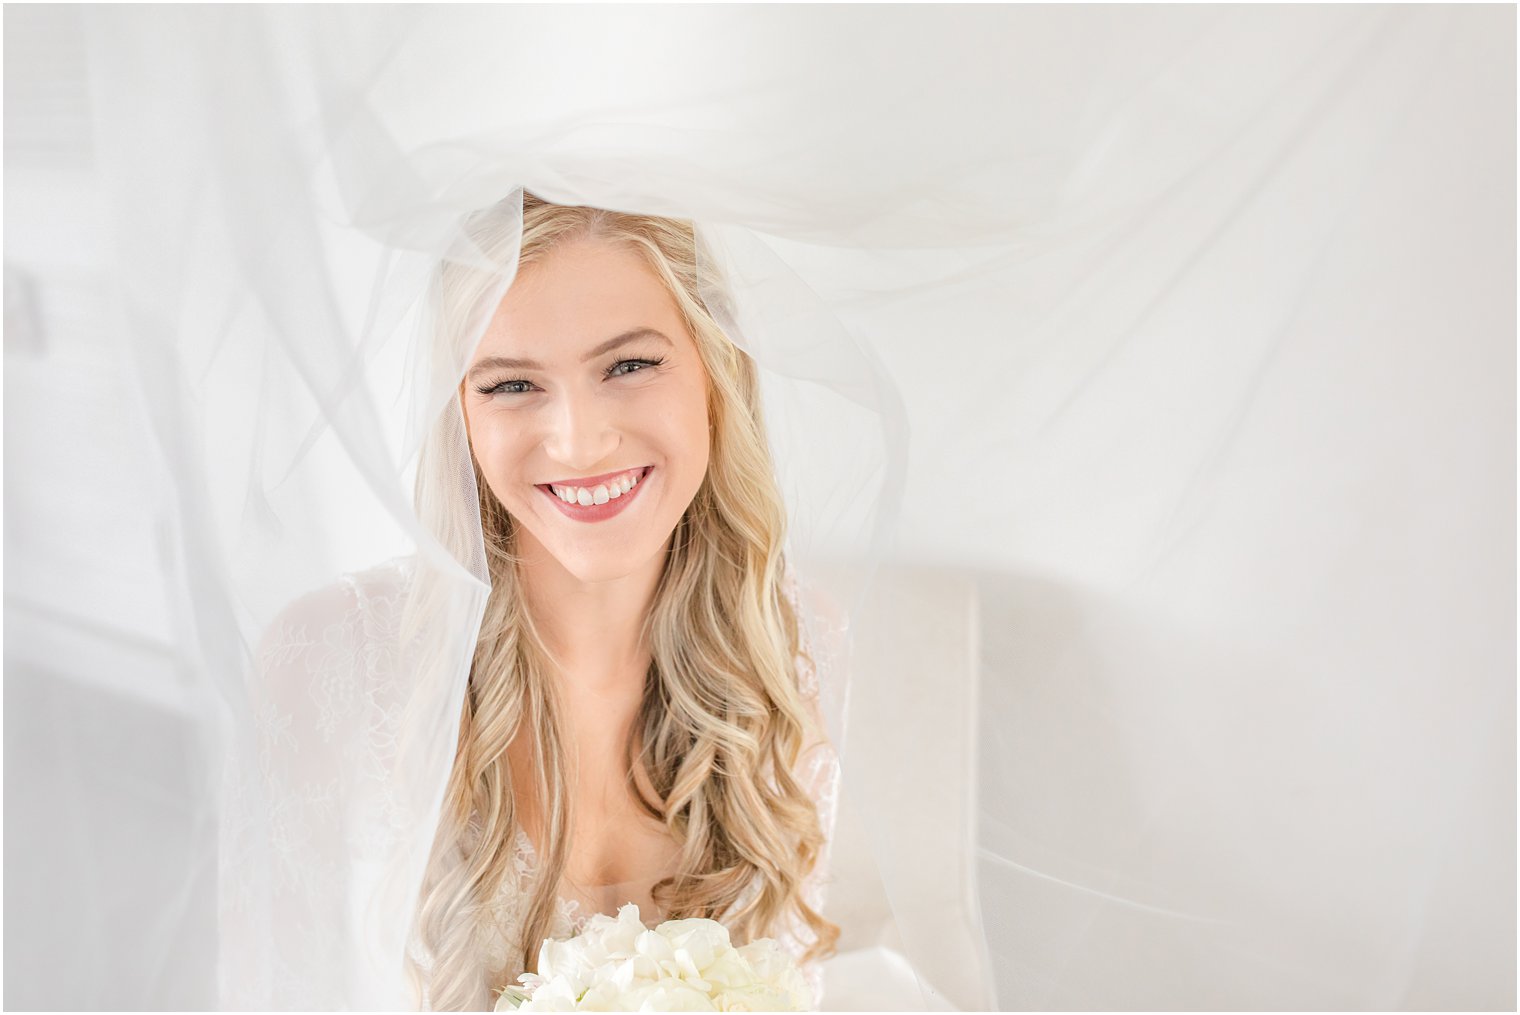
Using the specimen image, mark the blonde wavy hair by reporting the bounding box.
[407,191,839,1010]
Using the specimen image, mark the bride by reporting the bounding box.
[230,192,844,1011]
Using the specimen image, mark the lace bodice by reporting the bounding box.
[219,556,843,1011]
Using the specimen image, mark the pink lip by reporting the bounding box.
[536,466,654,523]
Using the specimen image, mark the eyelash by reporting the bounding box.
[475,357,666,397]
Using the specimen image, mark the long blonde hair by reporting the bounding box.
[409,192,839,1010]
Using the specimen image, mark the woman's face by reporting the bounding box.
[461,236,711,585]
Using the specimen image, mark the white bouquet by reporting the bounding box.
[493,904,813,1012]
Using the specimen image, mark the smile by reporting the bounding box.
[535,466,653,523]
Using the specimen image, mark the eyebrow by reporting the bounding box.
[468,328,673,378]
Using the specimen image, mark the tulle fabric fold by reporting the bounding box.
[4,4,1511,1010]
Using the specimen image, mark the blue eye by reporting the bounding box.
[474,356,665,397]
[476,377,535,396]
[607,357,665,377]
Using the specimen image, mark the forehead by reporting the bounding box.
[477,237,687,361]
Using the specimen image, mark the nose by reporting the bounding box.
[541,386,618,473]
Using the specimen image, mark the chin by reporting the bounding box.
[528,523,672,584]
[553,547,661,585]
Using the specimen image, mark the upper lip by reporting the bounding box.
[539,466,651,488]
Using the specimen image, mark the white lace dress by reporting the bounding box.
[220,557,843,1011]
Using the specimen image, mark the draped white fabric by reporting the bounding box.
[4,4,1513,1011]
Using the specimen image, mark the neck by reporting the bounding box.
[517,532,668,730]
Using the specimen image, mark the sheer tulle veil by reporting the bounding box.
[4,5,1513,1011]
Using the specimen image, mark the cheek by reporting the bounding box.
[467,416,526,494]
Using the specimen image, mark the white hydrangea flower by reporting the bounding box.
[493,904,813,1012]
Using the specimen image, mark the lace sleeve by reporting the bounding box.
[218,578,363,1009]
[218,562,412,1010]
[775,572,846,1011]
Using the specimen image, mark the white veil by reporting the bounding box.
[4,5,1512,1011]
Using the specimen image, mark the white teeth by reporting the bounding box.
[551,468,644,506]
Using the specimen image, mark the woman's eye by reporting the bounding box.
[607,357,665,378]
[476,358,663,397]
[477,378,534,396]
